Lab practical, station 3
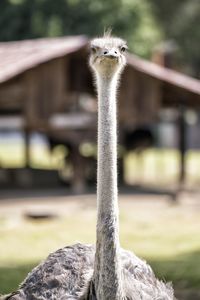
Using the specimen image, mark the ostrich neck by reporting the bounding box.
[94,73,123,300]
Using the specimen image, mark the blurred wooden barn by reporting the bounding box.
[0,36,200,190]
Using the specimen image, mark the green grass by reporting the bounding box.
[0,206,96,293]
[1,141,200,187]
[1,195,200,297]
[1,143,200,297]
[125,149,200,187]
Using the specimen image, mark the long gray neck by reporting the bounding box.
[94,73,123,300]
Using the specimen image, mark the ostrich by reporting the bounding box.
[2,34,174,300]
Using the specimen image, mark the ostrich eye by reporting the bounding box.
[91,46,97,54]
[121,46,127,52]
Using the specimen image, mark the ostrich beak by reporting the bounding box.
[103,49,119,59]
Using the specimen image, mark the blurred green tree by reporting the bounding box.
[0,0,162,58]
[149,0,200,77]
[0,0,199,76]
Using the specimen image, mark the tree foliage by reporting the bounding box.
[149,0,200,77]
[0,0,161,58]
[0,0,199,76]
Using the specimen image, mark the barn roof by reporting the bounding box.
[0,36,88,83]
[127,54,200,96]
[0,35,199,97]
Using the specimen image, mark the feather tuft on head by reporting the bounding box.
[103,28,112,38]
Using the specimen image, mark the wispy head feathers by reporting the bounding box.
[103,28,112,38]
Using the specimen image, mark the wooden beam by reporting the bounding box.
[178,105,187,185]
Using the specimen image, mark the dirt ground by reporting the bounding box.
[0,187,200,215]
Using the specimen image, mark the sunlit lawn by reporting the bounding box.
[1,139,200,297]
[1,195,200,297]
[1,137,200,187]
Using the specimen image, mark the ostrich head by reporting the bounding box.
[89,34,127,77]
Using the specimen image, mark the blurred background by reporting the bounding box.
[0,0,200,299]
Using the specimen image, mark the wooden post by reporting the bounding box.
[178,105,187,185]
[24,127,31,168]
[71,143,86,193]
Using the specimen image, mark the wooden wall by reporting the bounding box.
[24,57,68,129]
[119,66,161,127]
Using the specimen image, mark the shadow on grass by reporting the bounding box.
[148,250,200,300]
[0,262,37,294]
[1,251,200,299]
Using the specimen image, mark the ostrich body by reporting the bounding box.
[2,35,174,300]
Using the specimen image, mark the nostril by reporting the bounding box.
[114,51,117,54]
[104,51,108,55]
